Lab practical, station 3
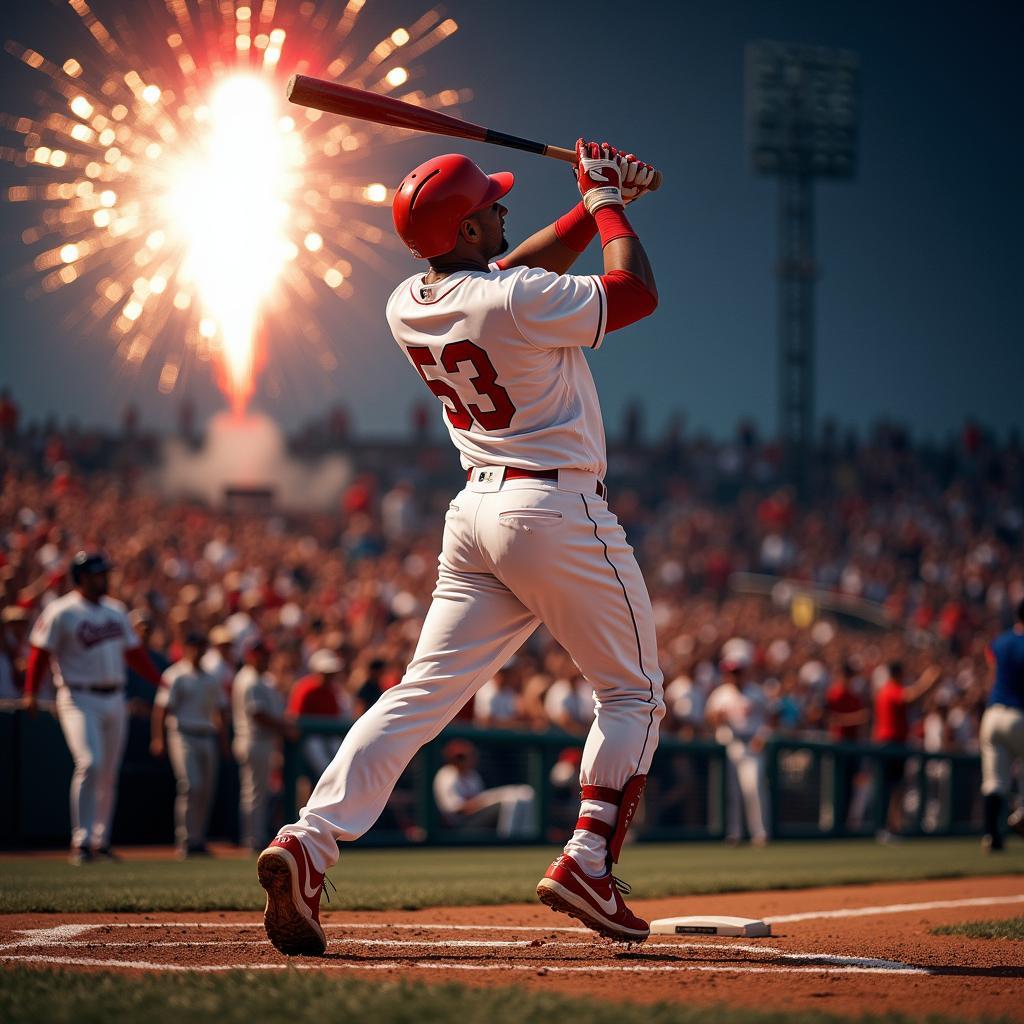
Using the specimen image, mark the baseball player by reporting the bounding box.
[258,140,664,955]
[980,599,1024,851]
[23,552,162,864]
[232,641,293,850]
[150,631,228,857]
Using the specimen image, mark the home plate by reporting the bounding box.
[650,916,772,938]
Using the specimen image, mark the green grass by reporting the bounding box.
[0,970,1010,1024]
[932,916,1024,940]
[1,838,1021,914]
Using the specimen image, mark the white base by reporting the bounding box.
[649,915,771,938]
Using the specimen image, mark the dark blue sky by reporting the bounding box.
[1,0,1021,440]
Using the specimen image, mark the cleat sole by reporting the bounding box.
[536,878,648,944]
[257,848,327,957]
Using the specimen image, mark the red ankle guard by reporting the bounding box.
[578,774,647,865]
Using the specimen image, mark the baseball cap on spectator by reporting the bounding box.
[309,649,342,675]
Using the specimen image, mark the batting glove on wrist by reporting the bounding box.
[576,139,623,215]
[618,153,657,204]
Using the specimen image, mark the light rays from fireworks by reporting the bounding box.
[2,0,470,413]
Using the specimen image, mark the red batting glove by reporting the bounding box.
[617,152,657,204]
[575,139,624,215]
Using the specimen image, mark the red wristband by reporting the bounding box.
[594,205,638,247]
[553,202,598,254]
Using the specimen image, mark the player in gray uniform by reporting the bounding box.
[151,631,228,857]
[232,641,293,850]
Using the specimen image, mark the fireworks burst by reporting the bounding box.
[2,0,470,413]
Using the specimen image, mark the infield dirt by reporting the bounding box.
[3,875,1023,1021]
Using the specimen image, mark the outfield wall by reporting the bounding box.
[0,706,983,848]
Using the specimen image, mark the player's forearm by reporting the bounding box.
[596,209,657,297]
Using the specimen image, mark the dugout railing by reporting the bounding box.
[0,704,984,847]
[281,717,984,846]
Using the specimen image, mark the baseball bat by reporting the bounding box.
[286,75,662,191]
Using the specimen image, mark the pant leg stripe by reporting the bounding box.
[579,492,658,773]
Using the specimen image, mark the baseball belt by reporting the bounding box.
[466,466,607,500]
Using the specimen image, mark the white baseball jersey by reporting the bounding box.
[232,666,284,747]
[157,659,226,734]
[386,265,609,475]
[29,591,139,687]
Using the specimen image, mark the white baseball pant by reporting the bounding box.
[55,687,128,851]
[980,703,1024,796]
[283,474,665,873]
[724,739,769,843]
[167,730,219,849]
[235,739,274,850]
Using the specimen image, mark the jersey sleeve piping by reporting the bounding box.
[591,275,607,350]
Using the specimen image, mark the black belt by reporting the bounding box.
[466,466,607,500]
[64,683,121,695]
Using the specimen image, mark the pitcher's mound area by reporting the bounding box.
[3,876,1023,1021]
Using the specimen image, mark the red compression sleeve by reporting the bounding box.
[25,646,48,697]
[553,201,598,253]
[125,646,162,687]
[600,269,658,331]
[594,205,638,247]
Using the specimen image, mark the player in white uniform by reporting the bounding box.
[24,552,162,863]
[258,141,663,954]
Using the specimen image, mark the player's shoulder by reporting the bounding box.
[99,595,129,616]
[162,660,187,682]
[47,590,81,612]
[388,266,519,310]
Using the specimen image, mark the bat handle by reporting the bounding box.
[544,144,663,192]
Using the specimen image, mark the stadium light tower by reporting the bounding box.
[745,42,860,491]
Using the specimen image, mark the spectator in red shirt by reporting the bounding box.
[288,649,348,781]
[825,662,870,828]
[825,662,868,742]
[873,660,942,841]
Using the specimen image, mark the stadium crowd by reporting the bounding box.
[2,392,1022,849]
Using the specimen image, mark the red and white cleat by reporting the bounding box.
[536,854,649,943]
[257,835,328,956]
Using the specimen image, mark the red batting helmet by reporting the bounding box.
[392,154,514,259]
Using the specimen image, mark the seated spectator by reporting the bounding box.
[433,739,535,838]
